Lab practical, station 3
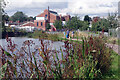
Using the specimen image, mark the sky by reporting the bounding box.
[4,0,119,18]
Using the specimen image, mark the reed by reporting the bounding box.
[0,36,114,79]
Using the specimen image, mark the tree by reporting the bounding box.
[66,16,81,29]
[107,12,118,29]
[1,0,9,38]
[92,19,107,32]
[27,16,34,21]
[2,14,9,21]
[46,23,51,31]
[66,16,88,30]
[9,11,28,22]
[84,15,91,24]
[53,19,62,30]
[91,12,118,32]
[81,21,89,30]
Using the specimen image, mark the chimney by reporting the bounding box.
[48,6,49,11]
[48,6,50,23]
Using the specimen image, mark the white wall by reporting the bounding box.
[18,26,36,32]
[50,23,53,25]
[36,17,45,20]
[62,21,66,26]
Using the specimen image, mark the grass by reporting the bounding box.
[102,50,120,80]
[110,51,120,79]
[27,30,60,41]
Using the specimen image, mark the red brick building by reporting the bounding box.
[34,7,71,31]
[92,17,101,23]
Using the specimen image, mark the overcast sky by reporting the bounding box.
[4,0,119,18]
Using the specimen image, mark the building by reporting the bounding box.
[34,6,71,31]
[18,21,36,32]
[9,21,37,32]
[92,17,100,22]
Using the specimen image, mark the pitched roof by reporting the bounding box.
[49,10,58,15]
[20,21,34,27]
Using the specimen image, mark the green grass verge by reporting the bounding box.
[103,50,120,80]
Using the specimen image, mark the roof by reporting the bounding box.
[20,21,34,27]
[49,10,58,15]
[36,9,58,17]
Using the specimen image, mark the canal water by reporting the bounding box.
[0,37,66,60]
[0,37,66,75]
[0,37,65,50]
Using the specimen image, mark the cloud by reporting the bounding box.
[4,0,119,17]
[66,0,118,14]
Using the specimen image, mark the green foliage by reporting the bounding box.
[4,51,12,57]
[1,0,9,37]
[91,12,118,32]
[81,21,89,31]
[27,16,34,21]
[32,53,39,79]
[102,50,120,79]
[46,23,51,31]
[107,13,118,29]
[53,19,62,30]
[9,11,28,22]
[2,14,9,21]
[66,16,89,30]
[0,63,8,79]
[30,30,60,41]
[91,18,110,32]
[84,15,92,24]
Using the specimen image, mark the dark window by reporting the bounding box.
[45,14,47,18]
[37,22,39,26]
[41,22,43,26]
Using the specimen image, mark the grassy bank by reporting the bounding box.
[102,50,120,80]
[27,30,61,41]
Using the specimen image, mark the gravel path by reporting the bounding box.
[63,38,119,55]
[106,43,120,55]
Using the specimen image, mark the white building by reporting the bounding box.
[18,22,36,32]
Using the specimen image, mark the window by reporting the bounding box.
[41,22,43,26]
[45,14,47,18]
[45,14,47,20]
[37,22,39,26]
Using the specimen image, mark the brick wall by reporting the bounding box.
[36,9,59,23]
[49,13,58,23]
[34,20,46,31]
[63,15,71,21]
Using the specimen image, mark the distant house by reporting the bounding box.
[18,21,36,32]
[34,6,71,31]
[8,21,36,32]
[92,17,101,22]
[6,21,20,28]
